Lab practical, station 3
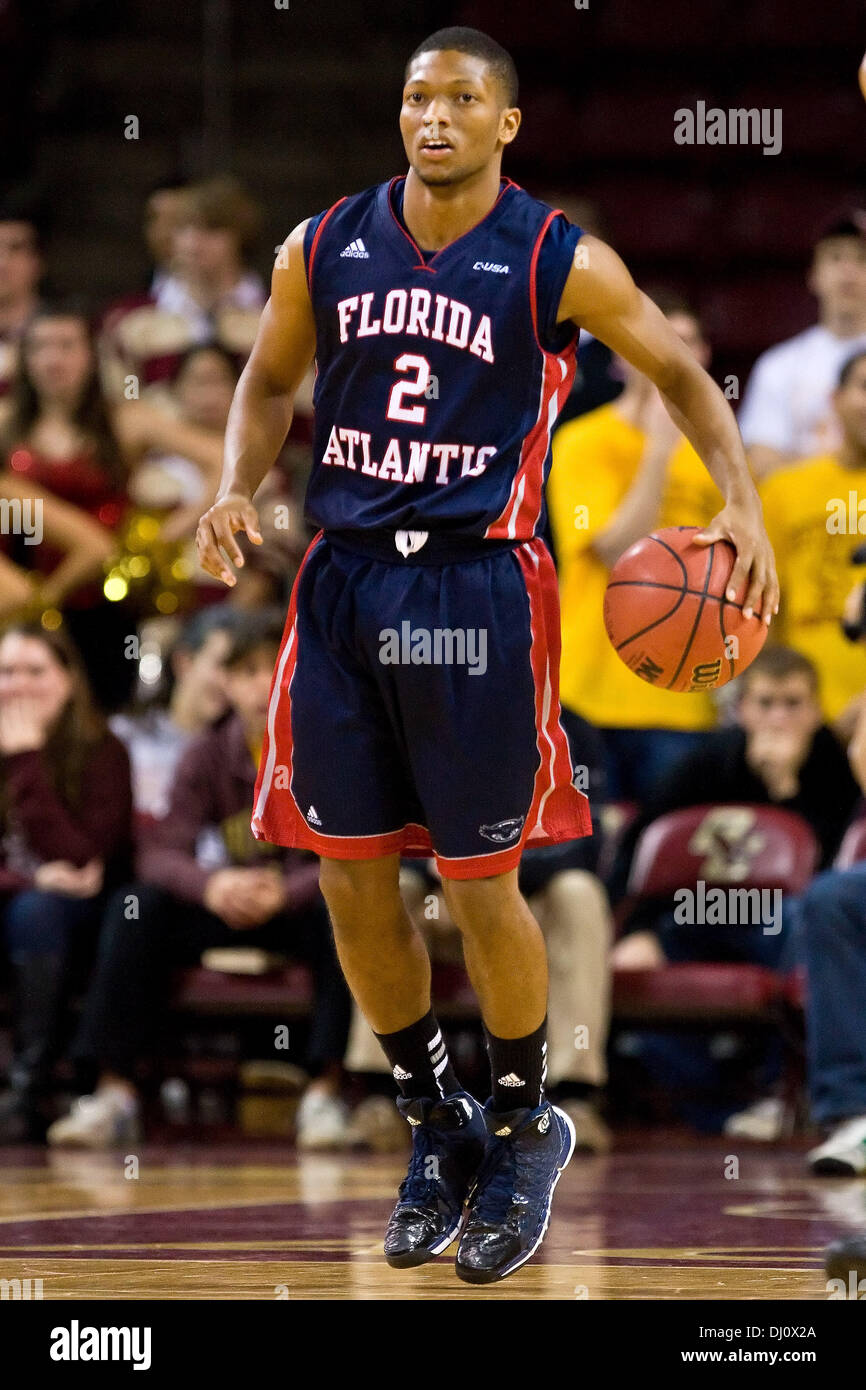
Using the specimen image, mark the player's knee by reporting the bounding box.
[441,868,522,934]
[318,856,402,922]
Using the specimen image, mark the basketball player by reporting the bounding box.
[196,27,778,1284]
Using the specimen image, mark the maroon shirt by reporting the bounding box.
[137,712,320,911]
[0,732,133,895]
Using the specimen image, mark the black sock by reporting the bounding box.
[374,1008,460,1101]
[485,1017,548,1113]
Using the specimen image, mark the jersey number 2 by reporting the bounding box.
[386,353,430,425]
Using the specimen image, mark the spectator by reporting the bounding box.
[0,199,44,397]
[800,584,866,1176]
[547,292,723,806]
[759,348,866,726]
[110,604,242,820]
[48,610,351,1151]
[0,471,115,616]
[738,215,866,479]
[609,646,862,973]
[99,176,266,399]
[132,343,238,547]
[142,177,189,297]
[0,623,132,1141]
[0,303,226,707]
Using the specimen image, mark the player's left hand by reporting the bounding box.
[694,497,779,624]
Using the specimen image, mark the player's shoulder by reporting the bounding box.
[306,179,390,229]
[509,185,584,247]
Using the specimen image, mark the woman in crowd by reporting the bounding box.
[0,622,133,1140]
[0,303,226,705]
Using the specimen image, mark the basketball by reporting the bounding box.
[603,525,768,693]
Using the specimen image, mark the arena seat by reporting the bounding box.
[701,273,812,354]
[833,812,866,870]
[721,177,864,262]
[612,803,819,1023]
[168,957,480,1022]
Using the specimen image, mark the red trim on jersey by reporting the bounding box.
[515,538,593,847]
[484,349,575,540]
[484,213,579,541]
[306,197,348,294]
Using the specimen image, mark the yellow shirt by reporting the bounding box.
[548,403,724,730]
[760,454,866,721]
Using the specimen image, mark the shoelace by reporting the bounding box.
[471,1136,522,1226]
[397,1126,444,1206]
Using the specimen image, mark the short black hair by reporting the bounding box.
[739,645,819,696]
[175,603,243,656]
[222,608,286,669]
[406,27,518,107]
[0,189,49,251]
[838,348,866,389]
[816,214,865,248]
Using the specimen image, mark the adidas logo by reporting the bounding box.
[497,1072,525,1087]
[494,1124,512,1136]
[392,1065,413,1081]
[306,805,322,826]
[340,238,369,259]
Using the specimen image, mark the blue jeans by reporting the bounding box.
[3,889,100,959]
[801,863,866,1125]
[597,727,715,805]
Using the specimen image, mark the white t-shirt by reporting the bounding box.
[738,324,866,457]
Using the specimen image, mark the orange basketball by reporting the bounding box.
[603,525,768,693]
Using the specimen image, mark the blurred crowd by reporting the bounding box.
[0,178,865,1171]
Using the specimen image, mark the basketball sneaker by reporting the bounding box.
[46,1090,141,1149]
[383,1091,487,1268]
[807,1114,866,1176]
[455,1100,576,1284]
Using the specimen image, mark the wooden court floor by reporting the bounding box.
[0,1134,862,1299]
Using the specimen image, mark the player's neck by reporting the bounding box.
[402,165,504,251]
[819,305,866,339]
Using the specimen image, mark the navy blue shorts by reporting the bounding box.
[252,531,591,879]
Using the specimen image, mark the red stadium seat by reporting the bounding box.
[626,803,819,899]
[834,813,866,870]
[613,803,819,1023]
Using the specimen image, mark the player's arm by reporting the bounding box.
[557,236,779,622]
[196,219,316,586]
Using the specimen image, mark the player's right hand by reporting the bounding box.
[195,492,263,587]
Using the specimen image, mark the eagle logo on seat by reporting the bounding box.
[687,807,766,881]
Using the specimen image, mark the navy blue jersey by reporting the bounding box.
[301,177,582,542]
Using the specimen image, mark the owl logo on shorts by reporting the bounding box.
[478,816,525,843]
